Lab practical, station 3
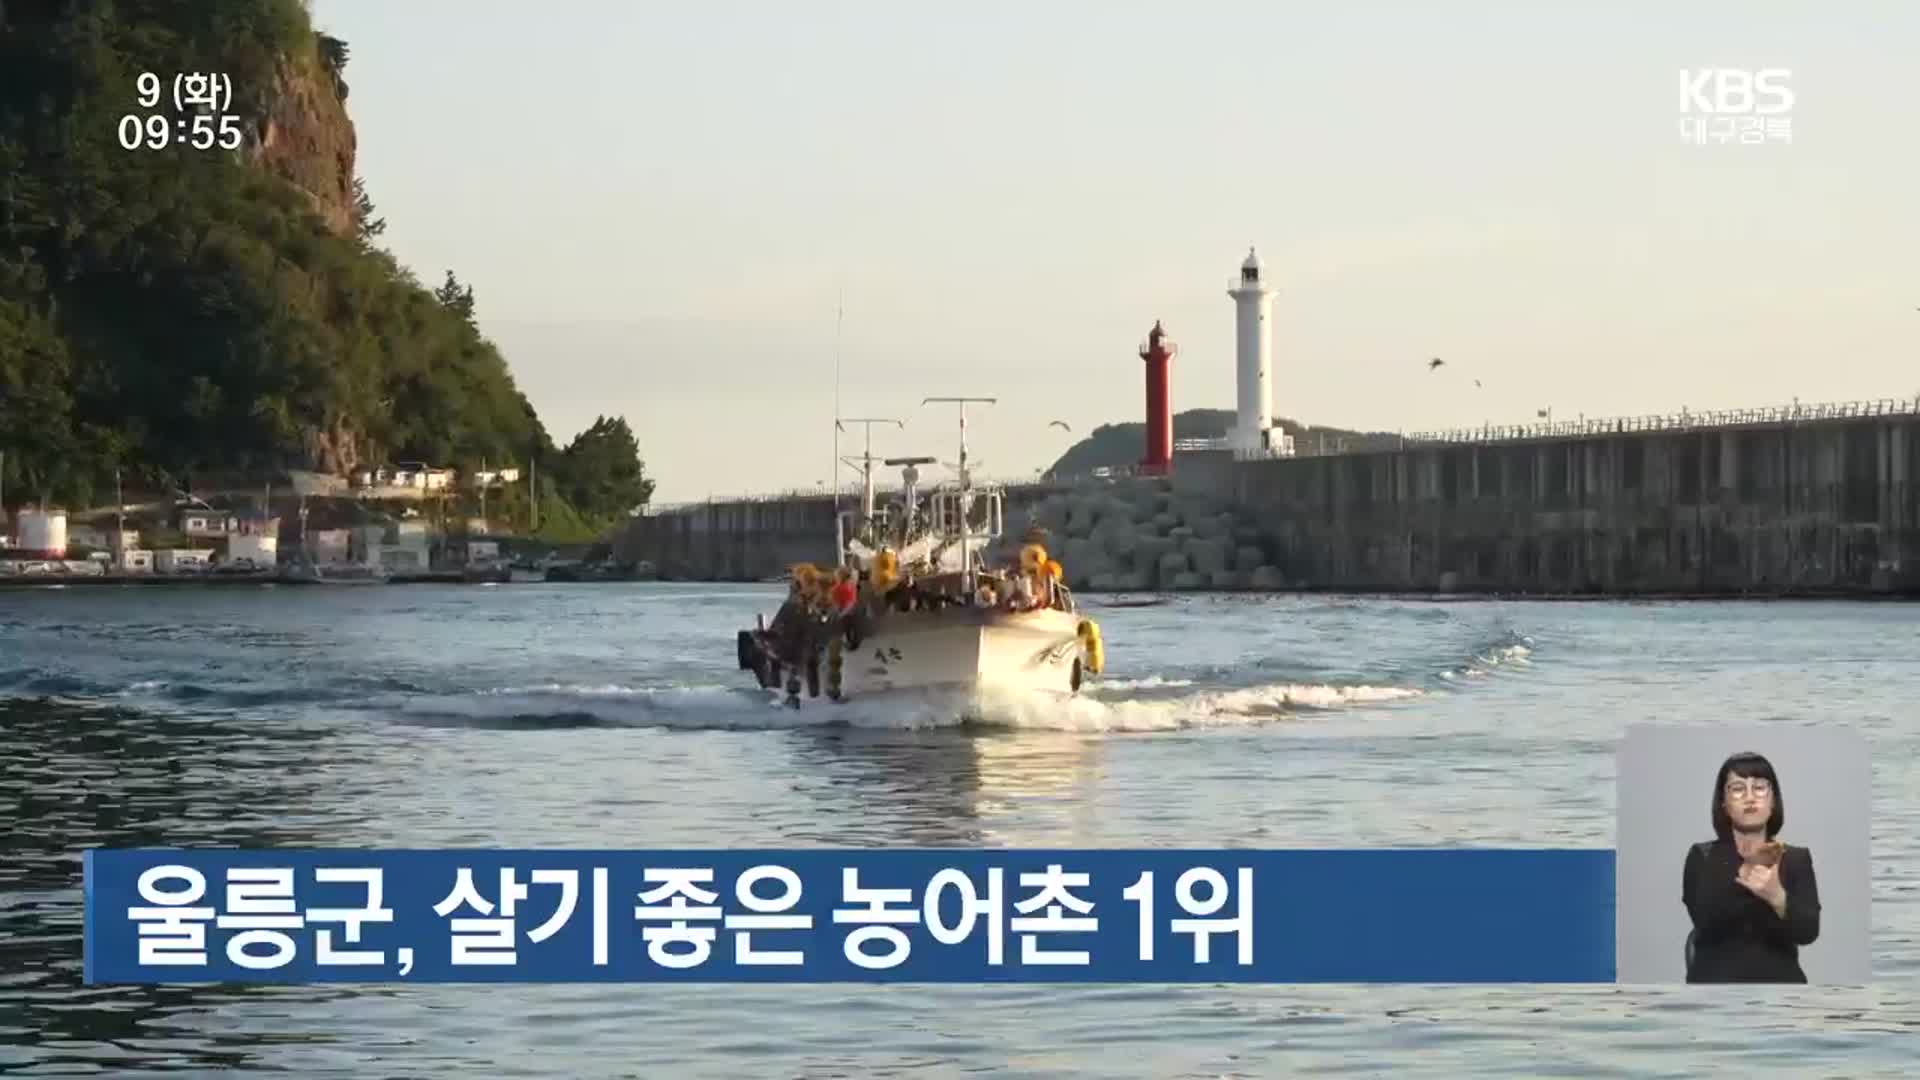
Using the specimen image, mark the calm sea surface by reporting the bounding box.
[2,583,1917,1077]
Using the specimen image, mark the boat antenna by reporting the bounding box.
[831,286,843,554]
[921,396,996,595]
[837,417,902,547]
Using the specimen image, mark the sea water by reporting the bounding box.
[2,584,1916,1076]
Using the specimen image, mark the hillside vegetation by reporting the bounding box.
[0,0,651,535]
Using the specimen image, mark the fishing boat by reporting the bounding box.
[735,397,1105,709]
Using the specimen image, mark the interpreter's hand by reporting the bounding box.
[1738,860,1787,911]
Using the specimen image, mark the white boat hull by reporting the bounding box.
[831,606,1089,702]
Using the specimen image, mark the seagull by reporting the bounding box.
[1474,379,1482,388]
[1049,420,1072,432]
[1428,358,1445,371]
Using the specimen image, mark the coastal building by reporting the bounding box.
[347,520,432,570]
[225,516,280,568]
[11,508,68,558]
[471,467,520,487]
[348,524,386,562]
[154,549,213,574]
[226,534,278,568]
[115,549,154,573]
[180,511,239,539]
[66,524,142,553]
[375,543,427,571]
[309,528,352,563]
[462,539,501,565]
[352,462,458,496]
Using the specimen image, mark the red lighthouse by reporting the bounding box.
[1139,320,1175,475]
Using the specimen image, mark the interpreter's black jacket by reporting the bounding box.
[1682,839,1820,983]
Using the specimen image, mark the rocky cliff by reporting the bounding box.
[0,4,562,510]
[244,34,358,238]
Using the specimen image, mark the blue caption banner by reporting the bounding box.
[84,848,1615,984]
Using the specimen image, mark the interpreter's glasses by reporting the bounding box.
[1726,779,1772,798]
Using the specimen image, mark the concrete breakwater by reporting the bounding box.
[1225,407,1920,596]
[614,406,1920,597]
[618,496,838,581]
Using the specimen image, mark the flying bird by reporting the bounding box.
[1474,379,1482,388]
[1428,357,1445,371]
[1049,420,1072,432]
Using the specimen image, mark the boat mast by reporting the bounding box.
[837,417,902,552]
[921,396,995,596]
[884,455,934,546]
[830,288,843,561]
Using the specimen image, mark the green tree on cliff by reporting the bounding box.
[351,175,385,248]
[434,270,476,327]
[555,416,655,520]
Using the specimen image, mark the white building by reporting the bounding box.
[155,549,213,574]
[227,533,278,568]
[14,508,67,556]
[181,512,238,539]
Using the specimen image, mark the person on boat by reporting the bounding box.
[1006,569,1038,611]
[975,577,999,607]
[1681,751,1821,983]
[763,579,812,669]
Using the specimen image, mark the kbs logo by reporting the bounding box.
[1677,68,1793,146]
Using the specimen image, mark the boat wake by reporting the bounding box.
[0,631,1527,736]
[1439,630,1535,681]
[385,674,1427,734]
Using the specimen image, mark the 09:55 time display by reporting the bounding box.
[118,113,244,151]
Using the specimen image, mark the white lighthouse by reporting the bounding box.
[1226,246,1282,457]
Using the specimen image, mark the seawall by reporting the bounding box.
[613,404,1920,597]
[1224,409,1919,596]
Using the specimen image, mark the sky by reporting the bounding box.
[309,0,1920,505]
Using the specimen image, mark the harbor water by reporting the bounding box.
[2,584,1917,1076]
